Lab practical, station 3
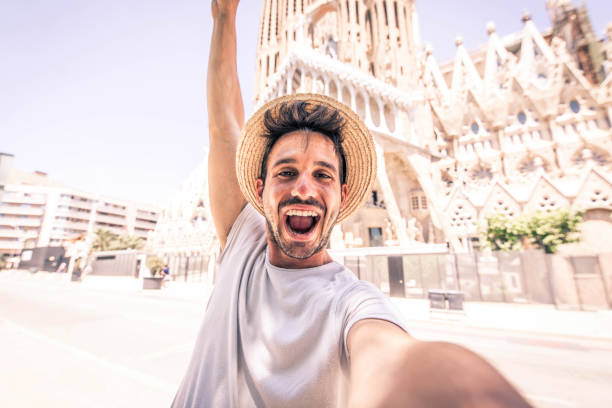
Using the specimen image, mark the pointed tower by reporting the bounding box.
[254,0,422,104]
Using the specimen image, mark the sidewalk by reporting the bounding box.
[390,297,612,341]
[3,269,611,341]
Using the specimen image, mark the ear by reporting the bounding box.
[255,178,264,205]
[339,184,348,209]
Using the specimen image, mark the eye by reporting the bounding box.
[315,172,332,180]
[278,170,297,178]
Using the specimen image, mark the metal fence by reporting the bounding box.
[166,253,211,283]
[342,250,612,310]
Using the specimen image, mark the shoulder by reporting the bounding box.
[217,203,266,262]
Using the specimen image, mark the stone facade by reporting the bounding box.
[146,156,218,278]
[254,0,612,252]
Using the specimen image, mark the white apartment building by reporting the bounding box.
[0,153,159,258]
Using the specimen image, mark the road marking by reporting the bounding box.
[0,317,177,393]
[527,394,574,407]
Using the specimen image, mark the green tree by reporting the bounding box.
[482,208,583,254]
[91,229,145,252]
[525,209,583,254]
[111,234,145,250]
[146,256,165,277]
[91,229,118,252]
[481,214,526,252]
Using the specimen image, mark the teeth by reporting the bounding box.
[286,209,318,217]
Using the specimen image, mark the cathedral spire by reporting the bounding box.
[254,0,421,103]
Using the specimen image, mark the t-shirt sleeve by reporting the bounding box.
[340,280,409,361]
[216,203,266,265]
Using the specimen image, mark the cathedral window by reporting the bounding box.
[469,166,493,187]
[517,111,527,124]
[365,10,374,50]
[276,1,280,36]
[471,122,479,134]
[393,1,399,28]
[267,3,272,42]
[383,1,389,26]
[570,100,580,113]
[537,73,547,86]
[355,1,359,24]
[346,1,350,22]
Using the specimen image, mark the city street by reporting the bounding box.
[1,273,611,408]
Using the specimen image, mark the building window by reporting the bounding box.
[570,100,580,113]
[368,227,383,247]
[471,122,479,134]
[420,196,428,209]
[411,196,420,210]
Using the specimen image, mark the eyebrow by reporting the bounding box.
[271,158,297,168]
[271,158,337,173]
[315,161,337,172]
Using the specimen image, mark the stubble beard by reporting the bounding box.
[264,210,338,260]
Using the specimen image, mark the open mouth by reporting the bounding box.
[285,209,321,235]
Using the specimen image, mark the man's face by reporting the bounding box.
[256,130,347,261]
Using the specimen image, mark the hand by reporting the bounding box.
[211,0,240,19]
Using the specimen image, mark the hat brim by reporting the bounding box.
[236,93,377,223]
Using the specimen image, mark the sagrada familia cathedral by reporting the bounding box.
[148,0,612,270]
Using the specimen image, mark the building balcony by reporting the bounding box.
[55,208,91,220]
[133,228,150,238]
[59,197,93,210]
[136,211,158,221]
[93,223,126,235]
[53,219,89,231]
[0,217,42,227]
[2,193,46,205]
[0,229,38,239]
[95,213,126,225]
[0,205,44,216]
[0,240,26,250]
[134,219,156,230]
[97,204,127,216]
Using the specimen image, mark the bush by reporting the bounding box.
[146,256,165,277]
[482,208,583,254]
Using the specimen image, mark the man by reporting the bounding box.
[172,1,532,407]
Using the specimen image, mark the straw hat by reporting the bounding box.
[236,93,377,222]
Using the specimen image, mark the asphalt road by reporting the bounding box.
[1,276,611,408]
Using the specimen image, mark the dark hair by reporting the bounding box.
[260,101,347,184]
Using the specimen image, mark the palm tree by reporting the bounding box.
[112,234,145,250]
[91,229,117,252]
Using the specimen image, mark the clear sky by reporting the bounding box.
[1,0,610,206]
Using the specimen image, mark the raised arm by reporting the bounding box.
[207,0,246,248]
[347,319,532,408]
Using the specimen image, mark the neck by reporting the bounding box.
[267,238,333,269]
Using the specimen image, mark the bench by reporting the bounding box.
[428,289,464,311]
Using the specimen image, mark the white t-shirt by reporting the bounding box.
[172,204,408,408]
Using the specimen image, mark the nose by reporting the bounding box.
[291,173,316,200]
